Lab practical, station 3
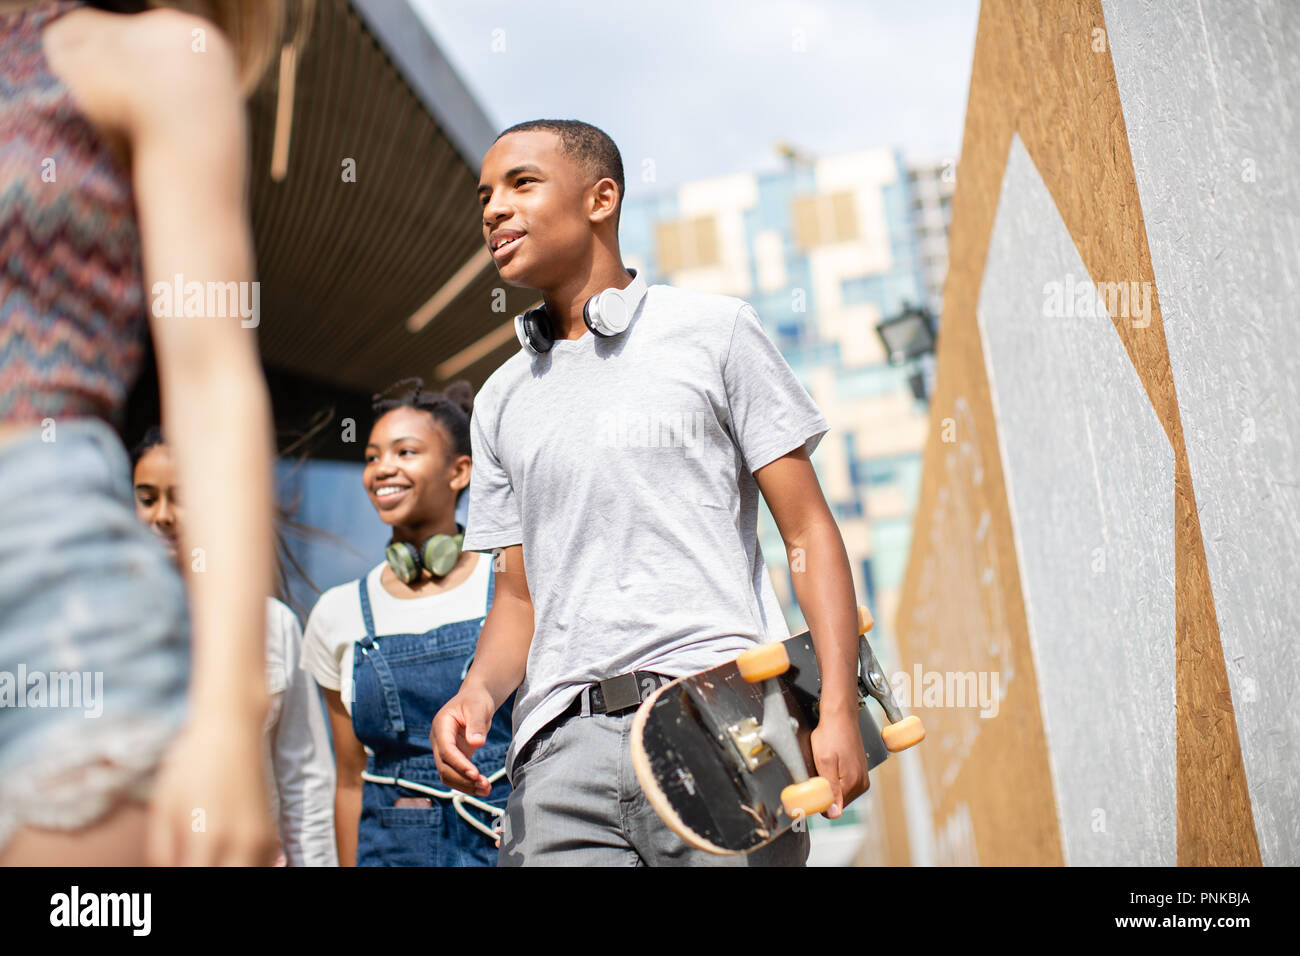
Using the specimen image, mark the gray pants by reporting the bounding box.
[498,709,810,866]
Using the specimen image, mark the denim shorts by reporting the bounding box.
[0,418,191,851]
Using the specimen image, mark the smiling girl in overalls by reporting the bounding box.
[302,380,513,866]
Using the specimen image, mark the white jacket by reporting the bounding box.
[265,598,338,866]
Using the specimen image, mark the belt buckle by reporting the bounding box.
[598,672,642,713]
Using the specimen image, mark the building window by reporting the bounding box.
[865,458,900,486]
[860,558,876,609]
[845,432,865,486]
[862,452,923,489]
[654,216,720,272]
[869,516,913,591]
[836,498,864,520]
[841,272,921,316]
[776,319,803,348]
[791,191,858,249]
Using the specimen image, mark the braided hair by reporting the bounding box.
[369,377,474,460]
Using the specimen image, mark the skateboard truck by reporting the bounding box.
[734,605,926,819]
[724,716,775,772]
[853,605,926,752]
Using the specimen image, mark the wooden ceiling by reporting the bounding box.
[245,0,531,396]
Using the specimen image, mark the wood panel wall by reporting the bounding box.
[873,0,1259,866]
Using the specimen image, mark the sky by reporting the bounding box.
[409,0,981,198]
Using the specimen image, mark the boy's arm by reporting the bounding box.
[463,545,534,705]
[754,447,870,817]
[431,544,533,796]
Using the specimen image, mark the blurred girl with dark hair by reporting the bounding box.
[300,379,513,866]
[131,427,338,866]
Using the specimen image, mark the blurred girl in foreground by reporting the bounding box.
[0,0,297,864]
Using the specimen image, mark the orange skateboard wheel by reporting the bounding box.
[781,777,834,818]
[857,605,875,635]
[881,714,926,751]
[736,642,790,682]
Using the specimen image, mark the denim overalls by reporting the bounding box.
[351,566,514,866]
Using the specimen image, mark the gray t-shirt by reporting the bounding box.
[462,283,829,778]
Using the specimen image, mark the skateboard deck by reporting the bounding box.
[630,607,923,855]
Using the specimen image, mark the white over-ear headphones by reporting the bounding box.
[514,269,648,355]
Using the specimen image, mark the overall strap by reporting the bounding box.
[358,576,378,640]
[356,577,406,734]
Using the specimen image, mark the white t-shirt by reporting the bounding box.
[263,598,337,866]
[299,553,491,716]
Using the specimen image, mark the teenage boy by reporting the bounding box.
[432,119,868,866]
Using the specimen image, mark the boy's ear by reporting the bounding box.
[589,177,621,224]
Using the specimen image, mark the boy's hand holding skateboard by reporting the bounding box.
[811,701,871,818]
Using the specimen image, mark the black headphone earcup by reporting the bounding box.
[385,541,420,585]
[518,306,554,354]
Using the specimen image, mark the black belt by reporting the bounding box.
[565,670,674,718]
[515,671,674,770]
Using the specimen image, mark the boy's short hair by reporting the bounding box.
[495,119,625,228]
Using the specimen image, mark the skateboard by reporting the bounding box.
[630,606,924,855]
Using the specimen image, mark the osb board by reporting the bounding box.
[1100,0,1299,866]
[857,758,909,866]
[874,0,1258,866]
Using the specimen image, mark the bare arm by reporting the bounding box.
[755,448,860,711]
[81,10,276,863]
[431,545,533,795]
[463,546,534,707]
[125,15,274,725]
[324,689,366,867]
[754,447,868,814]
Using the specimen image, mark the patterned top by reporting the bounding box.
[0,0,147,427]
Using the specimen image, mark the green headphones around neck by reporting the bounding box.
[384,523,465,584]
